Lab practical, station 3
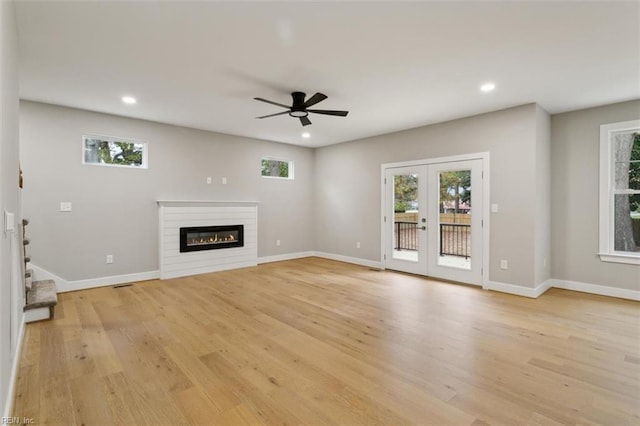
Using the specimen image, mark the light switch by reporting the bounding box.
[491,203,499,213]
[222,177,227,185]
[4,211,15,232]
[60,202,72,212]
[206,177,212,184]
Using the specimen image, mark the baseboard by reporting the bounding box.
[3,316,25,418]
[258,251,315,264]
[24,308,51,323]
[259,251,383,269]
[61,270,160,292]
[486,279,553,298]
[312,251,384,269]
[550,279,640,301]
[31,264,159,293]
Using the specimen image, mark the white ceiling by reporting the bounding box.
[15,1,640,148]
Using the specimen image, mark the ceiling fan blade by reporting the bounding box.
[300,116,312,126]
[303,92,328,108]
[256,111,290,119]
[254,97,290,109]
[307,109,349,117]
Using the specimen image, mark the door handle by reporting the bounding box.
[417,225,426,230]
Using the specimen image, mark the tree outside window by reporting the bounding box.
[439,170,471,214]
[83,135,147,168]
[261,158,293,179]
[613,132,640,252]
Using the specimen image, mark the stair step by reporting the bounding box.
[25,268,33,292]
[24,279,57,314]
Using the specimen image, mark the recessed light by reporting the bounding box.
[301,132,310,138]
[122,96,137,104]
[480,83,496,93]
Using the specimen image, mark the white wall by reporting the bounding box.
[314,104,541,289]
[551,100,640,291]
[1,0,23,416]
[20,101,315,281]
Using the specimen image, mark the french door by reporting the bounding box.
[384,158,484,285]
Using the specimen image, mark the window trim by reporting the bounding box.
[82,134,148,169]
[260,157,294,180]
[598,119,640,265]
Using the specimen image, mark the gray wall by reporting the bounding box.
[314,104,540,288]
[20,101,315,281]
[1,0,22,415]
[551,100,640,291]
[20,98,640,294]
[535,105,551,286]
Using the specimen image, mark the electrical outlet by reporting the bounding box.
[60,202,72,212]
[206,176,212,184]
[222,177,228,185]
[276,240,281,246]
[500,259,508,270]
[356,241,361,249]
[491,203,499,213]
[106,255,113,264]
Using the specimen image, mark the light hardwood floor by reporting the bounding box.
[12,257,640,425]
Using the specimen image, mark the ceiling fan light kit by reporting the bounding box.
[255,91,348,127]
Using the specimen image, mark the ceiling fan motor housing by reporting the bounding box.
[290,92,308,117]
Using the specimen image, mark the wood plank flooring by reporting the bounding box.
[12,257,640,425]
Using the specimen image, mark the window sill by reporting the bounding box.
[598,252,640,265]
[261,176,294,180]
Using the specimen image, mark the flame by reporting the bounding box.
[188,232,237,246]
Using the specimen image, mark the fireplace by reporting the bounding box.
[179,225,244,252]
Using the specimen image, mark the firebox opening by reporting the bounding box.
[179,225,244,252]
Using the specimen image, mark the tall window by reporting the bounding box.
[599,120,640,264]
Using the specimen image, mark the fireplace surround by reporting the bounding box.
[157,200,258,279]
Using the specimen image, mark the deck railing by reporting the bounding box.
[394,221,471,258]
[394,221,418,251]
[439,223,470,258]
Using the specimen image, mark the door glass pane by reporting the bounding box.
[438,170,471,269]
[393,173,419,262]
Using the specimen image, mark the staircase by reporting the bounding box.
[22,219,58,322]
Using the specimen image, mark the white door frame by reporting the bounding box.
[380,152,490,290]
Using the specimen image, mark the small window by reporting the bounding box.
[83,134,147,168]
[261,158,294,179]
[599,120,640,264]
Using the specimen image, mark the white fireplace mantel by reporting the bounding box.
[157,200,260,207]
[157,200,259,279]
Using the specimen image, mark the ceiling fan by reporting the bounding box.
[254,91,349,126]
